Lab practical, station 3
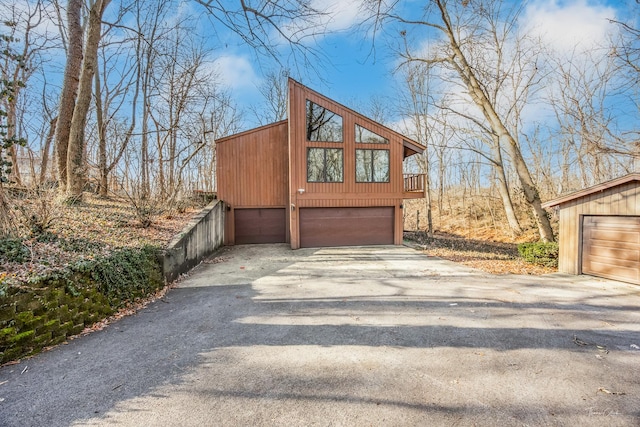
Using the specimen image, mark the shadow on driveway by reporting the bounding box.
[1,244,639,426]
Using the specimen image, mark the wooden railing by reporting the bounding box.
[404,174,426,193]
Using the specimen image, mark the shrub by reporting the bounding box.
[517,241,559,268]
[0,237,29,263]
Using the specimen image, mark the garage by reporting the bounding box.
[582,216,640,284]
[234,208,286,244]
[299,207,394,248]
[542,173,640,285]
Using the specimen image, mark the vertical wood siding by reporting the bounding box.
[556,181,640,274]
[288,79,412,248]
[216,121,289,207]
[216,121,289,245]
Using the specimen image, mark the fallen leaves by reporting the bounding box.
[405,231,557,275]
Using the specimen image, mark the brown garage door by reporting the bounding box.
[582,215,640,285]
[299,207,394,248]
[235,208,286,244]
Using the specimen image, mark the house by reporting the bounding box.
[216,78,426,249]
[542,173,640,285]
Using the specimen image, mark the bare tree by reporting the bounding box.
[250,68,289,125]
[65,0,111,201]
[53,0,83,193]
[369,0,554,241]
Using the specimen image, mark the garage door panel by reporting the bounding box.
[582,215,640,285]
[235,208,286,244]
[588,245,640,262]
[300,207,393,248]
[591,230,640,244]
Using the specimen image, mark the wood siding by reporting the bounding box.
[287,79,415,248]
[216,121,289,245]
[555,180,640,275]
[216,121,288,207]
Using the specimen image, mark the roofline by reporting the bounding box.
[288,78,426,153]
[541,173,640,208]
[215,120,288,144]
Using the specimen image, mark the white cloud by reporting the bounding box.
[312,0,363,32]
[213,55,261,90]
[521,0,617,53]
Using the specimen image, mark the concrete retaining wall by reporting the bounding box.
[163,200,225,282]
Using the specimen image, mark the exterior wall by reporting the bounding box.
[556,181,640,274]
[163,199,225,282]
[287,79,408,248]
[216,121,289,245]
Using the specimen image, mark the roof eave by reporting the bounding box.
[541,173,640,208]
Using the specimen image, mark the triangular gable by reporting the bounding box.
[288,78,425,157]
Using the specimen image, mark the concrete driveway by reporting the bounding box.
[1,244,639,426]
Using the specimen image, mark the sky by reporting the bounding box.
[206,0,631,131]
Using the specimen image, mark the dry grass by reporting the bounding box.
[404,231,557,276]
[1,192,200,284]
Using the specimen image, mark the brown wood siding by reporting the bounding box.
[555,181,640,274]
[582,216,640,284]
[234,208,286,244]
[299,207,394,248]
[288,79,410,248]
[216,121,288,208]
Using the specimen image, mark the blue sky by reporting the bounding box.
[204,0,633,131]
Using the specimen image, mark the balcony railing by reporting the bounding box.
[404,173,426,193]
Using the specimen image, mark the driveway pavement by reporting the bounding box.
[1,244,639,426]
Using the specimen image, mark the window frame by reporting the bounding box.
[355,149,390,183]
[307,147,344,183]
[306,100,344,143]
[355,124,389,145]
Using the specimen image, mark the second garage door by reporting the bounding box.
[299,207,394,248]
[235,208,286,244]
[582,215,640,285]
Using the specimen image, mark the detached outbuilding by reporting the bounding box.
[542,173,640,285]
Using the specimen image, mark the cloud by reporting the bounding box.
[521,0,617,53]
[311,0,363,32]
[213,55,261,90]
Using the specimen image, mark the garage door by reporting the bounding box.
[299,207,394,248]
[582,215,640,285]
[235,208,286,244]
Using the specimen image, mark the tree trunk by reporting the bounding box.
[435,0,554,242]
[54,0,83,192]
[39,117,57,186]
[489,134,522,235]
[66,0,110,201]
[94,65,108,197]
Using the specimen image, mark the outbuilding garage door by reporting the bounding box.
[299,207,394,248]
[234,208,286,244]
[582,215,640,285]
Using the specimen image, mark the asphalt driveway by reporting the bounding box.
[1,244,639,426]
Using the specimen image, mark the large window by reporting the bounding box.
[306,100,343,142]
[356,149,389,183]
[307,148,344,182]
[355,124,389,144]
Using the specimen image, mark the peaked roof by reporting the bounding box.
[289,78,425,157]
[542,173,640,208]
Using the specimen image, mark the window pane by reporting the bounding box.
[306,100,343,142]
[325,149,343,182]
[373,150,390,182]
[307,148,325,182]
[355,149,373,182]
[355,124,389,144]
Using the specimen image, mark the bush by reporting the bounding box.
[0,237,29,263]
[518,241,559,268]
